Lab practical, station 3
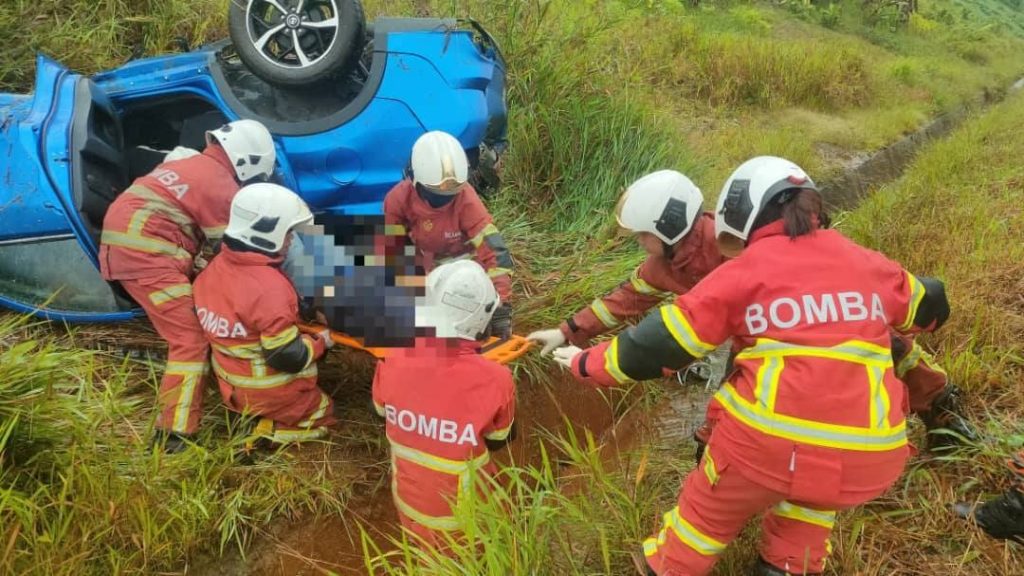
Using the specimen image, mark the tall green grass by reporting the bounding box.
[361,422,689,575]
[830,88,1024,575]
[2,0,1024,574]
[0,0,227,90]
[0,315,356,575]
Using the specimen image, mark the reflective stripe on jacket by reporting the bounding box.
[100,145,239,280]
[573,221,941,498]
[383,179,513,301]
[193,244,326,395]
[561,212,725,346]
[372,338,515,530]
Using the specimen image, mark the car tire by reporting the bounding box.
[229,0,365,88]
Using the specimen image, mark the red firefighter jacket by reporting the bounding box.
[572,221,948,502]
[192,244,329,422]
[100,145,239,280]
[372,338,516,531]
[561,212,726,346]
[383,179,513,301]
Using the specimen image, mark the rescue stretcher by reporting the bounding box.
[298,324,532,365]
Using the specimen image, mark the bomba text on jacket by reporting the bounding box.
[384,404,478,447]
[745,291,887,335]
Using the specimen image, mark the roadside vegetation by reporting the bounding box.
[1,1,1023,574]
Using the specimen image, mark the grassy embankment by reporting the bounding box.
[1,1,1023,574]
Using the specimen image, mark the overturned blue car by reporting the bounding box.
[0,4,508,323]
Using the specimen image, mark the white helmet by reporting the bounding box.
[416,260,499,341]
[410,131,469,195]
[715,156,818,253]
[615,170,704,245]
[225,183,312,254]
[206,119,276,182]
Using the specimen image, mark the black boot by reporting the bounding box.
[151,430,191,454]
[922,384,979,450]
[757,557,819,573]
[955,488,1024,544]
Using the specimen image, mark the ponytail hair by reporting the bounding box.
[781,189,823,238]
[750,188,824,239]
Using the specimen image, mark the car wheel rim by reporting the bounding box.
[246,0,341,70]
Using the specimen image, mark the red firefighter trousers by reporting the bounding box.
[646,448,857,575]
[121,273,209,435]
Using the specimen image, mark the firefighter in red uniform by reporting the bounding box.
[99,119,276,452]
[384,130,514,339]
[372,259,515,548]
[552,156,952,576]
[528,169,975,454]
[193,183,336,444]
[527,170,723,354]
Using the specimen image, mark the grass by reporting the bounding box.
[2,0,1024,574]
[828,88,1024,575]
[0,314,366,575]
[0,0,228,91]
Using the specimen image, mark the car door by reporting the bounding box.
[0,54,137,321]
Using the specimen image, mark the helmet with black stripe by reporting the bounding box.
[715,156,818,256]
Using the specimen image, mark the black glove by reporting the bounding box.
[488,303,513,340]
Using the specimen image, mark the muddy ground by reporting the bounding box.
[182,350,711,576]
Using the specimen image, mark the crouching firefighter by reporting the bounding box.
[530,169,974,460]
[99,119,276,452]
[527,170,726,355]
[372,260,516,548]
[192,183,336,445]
[552,156,952,576]
[384,130,515,339]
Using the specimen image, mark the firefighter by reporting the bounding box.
[552,156,951,576]
[384,130,514,339]
[955,449,1024,544]
[372,259,516,548]
[192,183,336,445]
[99,119,276,453]
[526,170,724,354]
[527,170,975,455]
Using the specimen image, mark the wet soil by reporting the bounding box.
[189,346,711,576]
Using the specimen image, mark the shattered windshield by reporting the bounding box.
[0,238,125,313]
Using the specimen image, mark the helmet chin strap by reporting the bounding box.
[416,183,457,208]
[661,240,675,259]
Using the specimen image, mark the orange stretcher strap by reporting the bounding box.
[297,323,531,365]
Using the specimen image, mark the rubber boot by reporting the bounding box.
[151,430,191,454]
[955,487,1024,544]
[921,384,980,450]
[752,557,820,576]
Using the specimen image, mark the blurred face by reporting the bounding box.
[635,232,663,257]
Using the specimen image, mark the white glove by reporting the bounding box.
[552,345,583,370]
[318,328,335,350]
[526,328,567,356]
